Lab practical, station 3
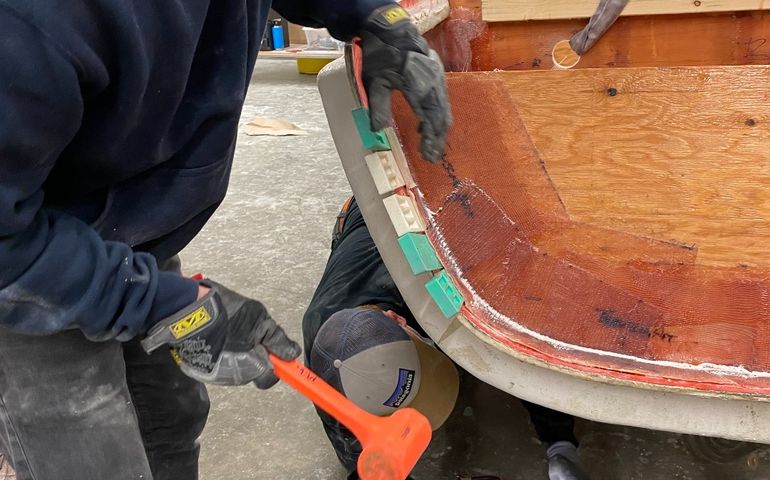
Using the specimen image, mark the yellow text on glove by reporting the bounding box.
[382,6,409,25]
[170,306,212,339]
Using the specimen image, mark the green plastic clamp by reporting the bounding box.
[398,233,442,275]
[425,270,464,318]
[352,108,391,151]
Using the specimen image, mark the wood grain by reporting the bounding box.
[390,73,770,393]
[502,66,770,267]
[428,0,770,71]
[482,0,770,22]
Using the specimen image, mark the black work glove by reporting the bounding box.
[360,5,452,163]
[141,279,301,388]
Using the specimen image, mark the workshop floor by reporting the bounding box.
[181,60,770,480]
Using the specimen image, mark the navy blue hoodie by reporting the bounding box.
[0,0,391,341]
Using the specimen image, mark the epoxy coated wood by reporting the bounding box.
[482,0,770,22]
[504,66,770,267]
[430,0,770,72]
[391,69,770,396]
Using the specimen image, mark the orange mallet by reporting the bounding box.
[270,355,432,480]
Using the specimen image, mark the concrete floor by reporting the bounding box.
[181,60,770,480]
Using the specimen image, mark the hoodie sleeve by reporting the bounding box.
[272,0,396,41]
[0,6,198,341]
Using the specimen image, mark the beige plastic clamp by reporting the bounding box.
[365,151,406,195]
[383,194,426,236]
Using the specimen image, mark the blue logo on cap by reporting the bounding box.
[384,368,415,408]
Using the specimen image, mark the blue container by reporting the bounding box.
[271,23,284,50]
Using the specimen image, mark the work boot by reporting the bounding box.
[546,441,590,480]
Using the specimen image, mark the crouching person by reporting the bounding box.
[302,197,591,480]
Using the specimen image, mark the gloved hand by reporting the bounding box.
[141,279,301,388]
[547,441,591,480]
[359,5,451,163]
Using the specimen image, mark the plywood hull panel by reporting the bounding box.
[391,69,770,395]
[482,0,770,22]
[428,0,770,71]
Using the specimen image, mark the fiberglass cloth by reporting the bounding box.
[390,73,770,396]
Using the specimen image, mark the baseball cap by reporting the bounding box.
[310,307,459,430]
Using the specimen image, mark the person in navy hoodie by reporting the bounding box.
[0,1,450,479]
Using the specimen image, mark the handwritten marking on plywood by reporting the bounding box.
[502,66,770,267]
[482,0,769,22]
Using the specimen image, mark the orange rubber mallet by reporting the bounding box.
[270,355,432,480]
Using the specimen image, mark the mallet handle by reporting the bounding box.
[269,355,375,443]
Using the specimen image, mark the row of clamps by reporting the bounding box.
[353,107,464,319]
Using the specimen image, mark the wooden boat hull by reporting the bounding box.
[318,0,770,441]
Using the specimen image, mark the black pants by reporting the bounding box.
[0,258,209,480]
[521,400,578,446]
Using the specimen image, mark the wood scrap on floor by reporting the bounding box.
[0,454,15,480]
[241,117,308,136]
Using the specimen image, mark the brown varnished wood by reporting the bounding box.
[426,0,770,71]
[391,71,770,394]
[482,0,770,22]
[375,0,770,395]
